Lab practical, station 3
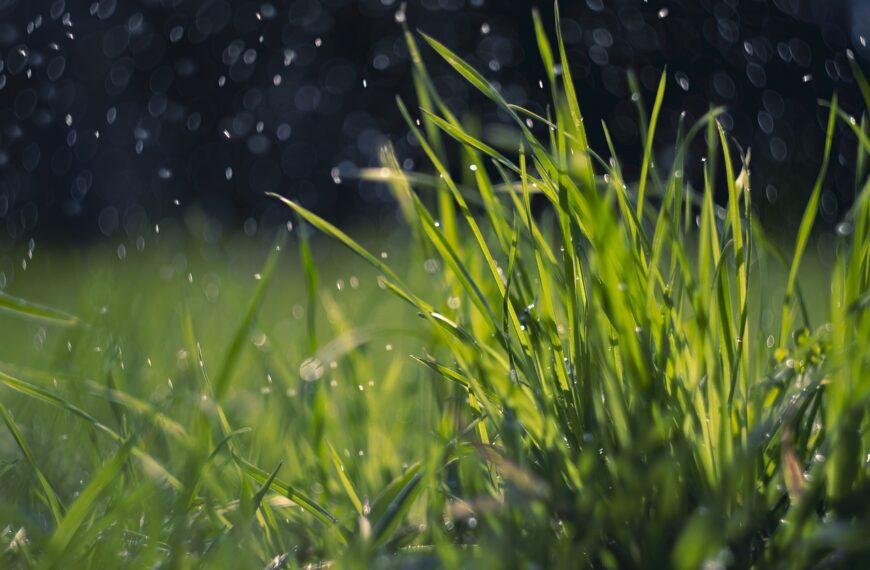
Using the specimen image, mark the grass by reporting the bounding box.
[2,6,870,568]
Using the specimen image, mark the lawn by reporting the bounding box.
[1,9,869,569]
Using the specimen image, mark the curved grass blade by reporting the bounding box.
[779,94,838,345]
[636,69,667,220]
[0,370,181,490]
[234,453,350,540]
[252,461,283,514]
[213,228,288,400]
[42,440,133,568]
[0,400,65,526]
[369,463,424,546]
[327,442,364,516]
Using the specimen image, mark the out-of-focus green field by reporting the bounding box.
[0,227,466,567]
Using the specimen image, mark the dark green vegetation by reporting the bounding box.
[2,8,870,569]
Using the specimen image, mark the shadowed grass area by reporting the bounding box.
[2,6,869,569]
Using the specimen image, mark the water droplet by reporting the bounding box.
[835,222,853,237]
[675,72,689,91]
[300,358,325,382]
[169,26,184,42]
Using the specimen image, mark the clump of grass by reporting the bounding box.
[278,7,870,568]
[1,5,868,569]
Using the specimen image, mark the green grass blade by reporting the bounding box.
[0,291,79,326]
[43,440,133,567]
[327,442,364,516]
[369,463,424,546]
[779,94,838,345]
[213,229,288,400]
[0,400,65,526]
[636,69,667,220]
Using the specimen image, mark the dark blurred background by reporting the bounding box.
[0,0,867,245]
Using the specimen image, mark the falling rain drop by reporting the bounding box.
[675,72,689,91]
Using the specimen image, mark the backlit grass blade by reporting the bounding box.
[327,442,364,516]
[716,121,749,402]
[213,229,288,399]
[251,461,283,514]
[420,108,518,173]
[636,69,667,220]
[0,291,79,326]
[235,454,349,538]
[848,51,870,113]
[532,8,555,87]
[298,222,319,354]
[369,463,424,546]
[268,193,426,306]
[419,32,503,107]
[779,95,838,346]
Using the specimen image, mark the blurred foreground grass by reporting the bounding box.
[1,230,474,568]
